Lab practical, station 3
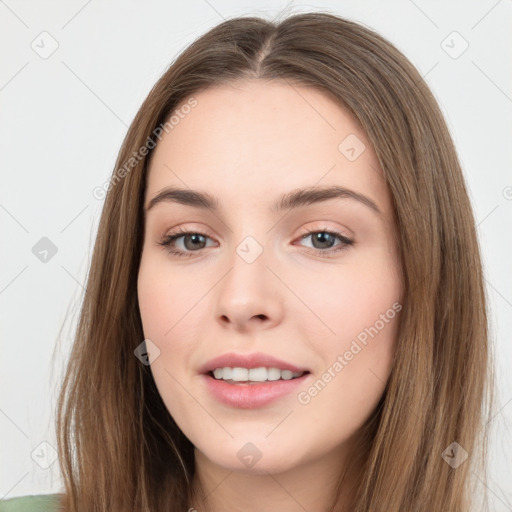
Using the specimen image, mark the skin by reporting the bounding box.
[137,79,403,512]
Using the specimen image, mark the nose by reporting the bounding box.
[214,242,284,332]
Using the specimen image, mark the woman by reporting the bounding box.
[1,11,493,512]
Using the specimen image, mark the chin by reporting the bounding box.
[194,440,304,475]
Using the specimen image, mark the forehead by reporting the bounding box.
[145,80,389,215]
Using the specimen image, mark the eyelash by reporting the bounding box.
[157,226,354,259]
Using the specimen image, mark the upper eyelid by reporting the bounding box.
[163,225,351,238]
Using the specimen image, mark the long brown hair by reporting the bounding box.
[55,11,494,511]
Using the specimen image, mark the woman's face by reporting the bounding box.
[137,79,403,475]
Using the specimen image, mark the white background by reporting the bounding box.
[1,0,511,509]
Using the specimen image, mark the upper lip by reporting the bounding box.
[199,352,310,375]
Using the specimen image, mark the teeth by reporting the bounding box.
[211,366,304,382]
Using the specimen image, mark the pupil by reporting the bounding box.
[313,232,334,249]
[185,234,205,250]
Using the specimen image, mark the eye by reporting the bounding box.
[157,227,216,258]
[157,226,354,258]
[295,227,354,256]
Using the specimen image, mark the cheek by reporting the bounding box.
[137,251,203,341]
[137,253,208,395]
[137,263,199,421]
[291,248,401,418]
[291,245,402,351]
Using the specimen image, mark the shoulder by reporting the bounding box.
[0,494,64,512]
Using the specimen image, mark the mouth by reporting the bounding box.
[199,353,312,407]
[207,367,310,385]
[202,369,311,408]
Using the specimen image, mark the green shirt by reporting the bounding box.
[0,494,63,512]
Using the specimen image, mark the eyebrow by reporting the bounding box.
[145,185,381,216]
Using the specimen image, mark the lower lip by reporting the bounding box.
[202,372,310,409]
